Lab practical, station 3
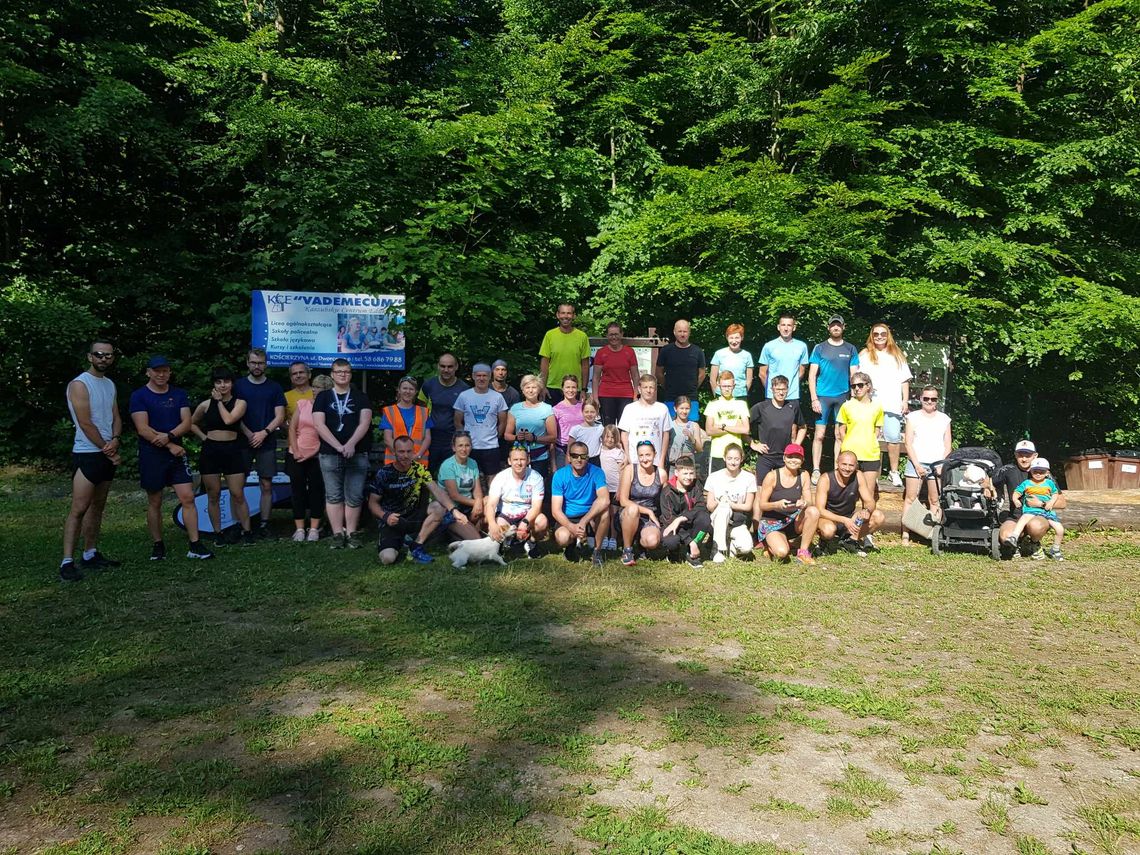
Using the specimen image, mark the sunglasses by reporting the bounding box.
[90,351,114,358]
[872,332,888,337]
[851,382,868,389]
[921,396,938,402]
[568,452,588,460]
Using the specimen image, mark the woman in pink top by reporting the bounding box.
[552,375,585,471]
[591,322,640,426]
[287,373,332,542]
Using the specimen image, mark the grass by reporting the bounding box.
[3,474,1140,852]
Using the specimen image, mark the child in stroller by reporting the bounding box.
[929,447,1003,558]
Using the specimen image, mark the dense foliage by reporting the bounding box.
[3,0,1138,462]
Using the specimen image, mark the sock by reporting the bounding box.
[61,558,74,568]
[83,548,97,561]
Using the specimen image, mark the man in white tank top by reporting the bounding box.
[61,339,122,582]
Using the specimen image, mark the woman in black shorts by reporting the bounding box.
[755,443,820,565]
[191,368,254,545]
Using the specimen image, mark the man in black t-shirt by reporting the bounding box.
[656,319,706,422]
[749,375,806,486]
[992,439,1067,560]
[312,359,373,549]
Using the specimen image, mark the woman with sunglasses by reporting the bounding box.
[618,439,666,565]
[836,372,885,502]
[901,385,952,545]
[859,324,912,487]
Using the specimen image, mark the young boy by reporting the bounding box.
[1006,457,1064,560]
[660,455,711,567]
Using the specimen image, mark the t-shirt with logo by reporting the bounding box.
[129,385,190,456]
[437,455,480,499]
[313,385,373,454]
[453,388,507,450]
[552,463,607,517]
[617,400,672,455]
[758,337,809,400]
[704,397,750,460]
[366,461,432,514]
[489,467,545,519]
[809,340,860,397]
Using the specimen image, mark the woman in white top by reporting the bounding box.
[859,323,912,487]
[901,384,952,545]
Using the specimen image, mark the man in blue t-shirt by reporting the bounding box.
[235,348,287,537]
[807,315,860,483]
[129,355,212,561]
[419,352,470,476]
[758,313,809,401]
[550,441,611,568]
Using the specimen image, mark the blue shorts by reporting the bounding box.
[664,401,701,422]
[882,412,904,444]
[816,394,848,426]
[139,449,193,493]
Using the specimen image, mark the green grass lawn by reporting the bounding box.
[2,472,1139,855]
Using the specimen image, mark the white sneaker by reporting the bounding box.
[307,527,320,542]
[291,529,306,542]
[811,470,821,486]
[712,551,727,564]
[889,471,903,487]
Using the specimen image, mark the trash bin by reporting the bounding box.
[1109,450,1140,490]
[1064,450,1110,491]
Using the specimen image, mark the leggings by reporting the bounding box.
[287,454,325,524]
[599,396,632,426]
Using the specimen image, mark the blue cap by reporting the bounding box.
[147,355,171,369]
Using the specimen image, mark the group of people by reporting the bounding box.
[60,307,1066,580]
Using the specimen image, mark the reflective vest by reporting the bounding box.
[382,404,430,464]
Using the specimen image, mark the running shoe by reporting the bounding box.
[811,469,821,486]
[257,523,274,540]
[345,532,363,550]
[1028,545,1045,561]
[888,471,903,487]
[794,549,816,566]
[291,529,306,542]
[79,551,121,571]
[862,535,879,553]
[329,532,346,549]
[687,553,704,568]
[150,541,167,561]
[1046,546,1064,561]
[241,529,257,547]
[839,539,867,557]
[186,540,215,560]
[59,561,83,583]
[621,547,636,566]
[307,527,321,542]
[712,551,727,564]
[592,550,604,569]
[408,543,433,564]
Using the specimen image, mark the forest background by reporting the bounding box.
[2,0,1138,464]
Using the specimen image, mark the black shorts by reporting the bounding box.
[139,449,193,493]
[857,459,881,473]
[241,444,277,478]
[72,452,117,486]
[200,439,245,476]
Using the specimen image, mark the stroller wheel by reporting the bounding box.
[930,524,942,555]
[989,528,1002,561]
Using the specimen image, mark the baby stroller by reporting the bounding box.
[928,447,1003,559]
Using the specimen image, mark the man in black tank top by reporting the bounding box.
[815,451,884,556]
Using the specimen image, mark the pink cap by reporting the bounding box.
[784,443,805,457]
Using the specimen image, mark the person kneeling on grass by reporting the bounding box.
[551,441,610,569]
[367,435,475,565]
[755,443,820,565]
[815,451,885,557]
[486,445,548,552]
[704,443,757,564]
[660,455,711,567]
[618,439,667,566]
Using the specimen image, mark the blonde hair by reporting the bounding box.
[519,374,541,396]
[602,424,622,449]
[863,323,907,367]
[312,374,334,391]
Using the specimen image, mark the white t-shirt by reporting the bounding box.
[908,411,951,463]
[859,350,913,414]
[704,468,757,505]
[617,400,671,455]
[453,388,507,450]
[489,467,545,519]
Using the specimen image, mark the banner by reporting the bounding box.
[251,290,406,370]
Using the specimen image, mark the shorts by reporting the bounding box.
[377,507,427,553]
[72,451,117,486]
[882,412,904,444]
[753,453,783,487]
[200,439,245,476]
[319,452,370,507]
[904,460,937,479]
[664,400,701,422]
[471,447,501,478]
[634,512,660,533]
[857,459,881,473]
[139,449,193,493]
[816,394,848,426]
[242,444,277,478]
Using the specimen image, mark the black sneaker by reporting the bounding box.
[186,540,215,560]
[241,529,257,547]
[207,531,227,549]
[150,541,167,561]
[79,551,120,571]
[1001,536,1018,561]
[59,561,83,583]
[257,524,274,540]
[688,553,704,568]
[839,539,867,557]
[345,532,363,550]
[563,544,580,563]
[592,549,604,569]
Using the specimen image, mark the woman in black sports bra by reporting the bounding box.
[191,367,254,545]
[755,443,820,565]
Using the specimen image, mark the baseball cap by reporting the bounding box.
[783,443,805,458]
[147,355,170,369]
[1030,457,1050,471]
[1014,440,1036,454]
[827,314,845,327]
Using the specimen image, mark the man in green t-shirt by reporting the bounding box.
[538,302,591,405]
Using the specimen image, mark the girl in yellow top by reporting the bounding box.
[837,372,884,496]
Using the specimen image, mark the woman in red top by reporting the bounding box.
[591,322,640,426]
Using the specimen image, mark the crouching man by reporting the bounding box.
[368,435,475,565]
[816,451,885,557]
[551,441,610,569]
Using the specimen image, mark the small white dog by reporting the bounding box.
[447,537,508,568]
